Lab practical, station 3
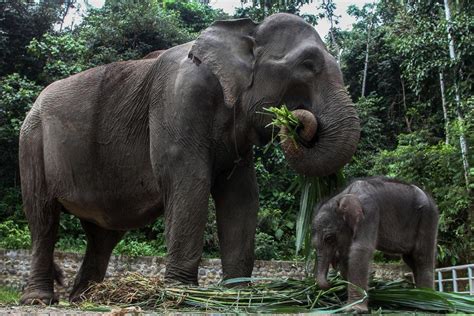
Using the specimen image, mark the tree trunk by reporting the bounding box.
[323,0,341,64]
[438,72,450,145]
[444,0,471,260]
[361,26,371,98]
[400,76,412,132]
[59,0,72,32]
[443,0,470,190]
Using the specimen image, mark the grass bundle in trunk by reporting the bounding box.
[264,106,345,271]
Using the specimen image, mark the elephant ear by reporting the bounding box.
[336,194,364,237]
[188,18,257,108]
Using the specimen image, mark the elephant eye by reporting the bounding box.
[302,60,317,72]
[324,234,336,244]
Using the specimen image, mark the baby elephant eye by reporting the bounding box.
[302,60,317,72]
[324,234,336,243]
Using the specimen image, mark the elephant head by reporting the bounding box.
[311,194,364,289]
[189,13,359,176]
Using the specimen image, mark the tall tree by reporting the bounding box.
[443,0,470,189]
[318,0,341,62]
[438,72,449,144]
[236,0,317,25]
[347,3,378,97]
[0,0,63,79]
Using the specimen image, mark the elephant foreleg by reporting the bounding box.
[69,220,124,302]
[346,242,375,312]
[164,172,211,285]
[212,163,258,280]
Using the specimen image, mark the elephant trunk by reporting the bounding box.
[316,253,331,290]
[280,86,360,177]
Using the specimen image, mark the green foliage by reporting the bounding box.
[28,33,88,83]
[0,73,42,138]
[235,0,317,25]
[78,0,194,64]
[0,187,22,222]
[344,94,387,178]
[0,220,31,249]
[56,214,87,253]
[254,146,299,259]
[163,0,228,33]
[255,232,278,260]
[114,239,164,258]
[203,200,219,257]
[0,73,42,204]
[0,0,63,78]
[0,286,20,305]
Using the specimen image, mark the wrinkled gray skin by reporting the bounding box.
[19,13,360,304]
[312,177,438,312]
[142,49,166,59]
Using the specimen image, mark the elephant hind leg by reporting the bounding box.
[20,129,62,305]
[406,252,435,289]
[404,242,435,289]
[20,200,61,305]
[411,205,438,289]
[69,220,124,302]
[402,254,417,284]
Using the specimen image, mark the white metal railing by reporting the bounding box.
[435,264,474,295]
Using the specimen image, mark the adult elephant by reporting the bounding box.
[19,13,360,304]
[142,49,166,59]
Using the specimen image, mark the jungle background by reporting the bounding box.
[0,0,472,267]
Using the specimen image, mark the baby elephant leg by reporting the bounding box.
[411,205,438,289]
[411,254,435,288]
[346,243,375,313]
[402,254,417,284]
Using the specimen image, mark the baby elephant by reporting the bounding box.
[312,176,438,312]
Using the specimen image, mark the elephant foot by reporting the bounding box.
[164,267,199,287]
[69,283,91,303]
[164,277,197,287]
[20,289,58,305]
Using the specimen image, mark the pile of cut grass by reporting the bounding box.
[82,273,474,313]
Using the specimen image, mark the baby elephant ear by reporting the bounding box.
[188,18,257,109]
[336,194,364,237]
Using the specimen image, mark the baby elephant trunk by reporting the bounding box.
[316,255,331,290]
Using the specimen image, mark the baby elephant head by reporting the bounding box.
[336,194,364,237]
[312,194,364,290]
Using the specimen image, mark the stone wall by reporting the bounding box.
[0,249,409,300]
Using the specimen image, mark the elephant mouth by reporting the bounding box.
[279,109,318,154]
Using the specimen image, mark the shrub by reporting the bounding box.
[0,220,31,249]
